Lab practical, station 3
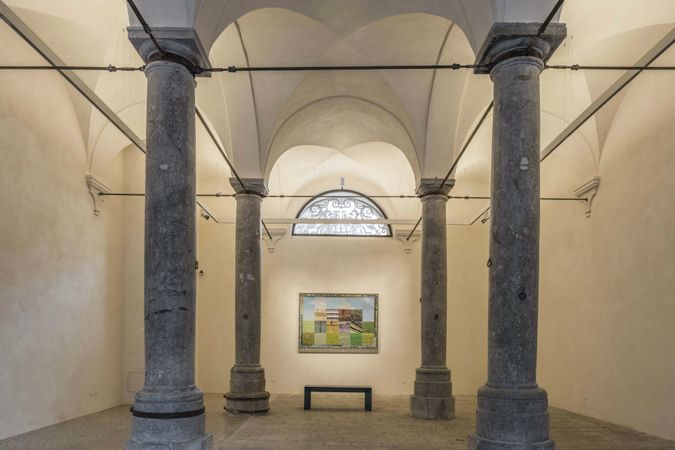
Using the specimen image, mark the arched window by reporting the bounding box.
[292,190,392,237]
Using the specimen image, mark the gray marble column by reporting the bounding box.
[225,178,270,414]
[125,27,212,449]
[126,59,212,449]
[410,178,455,420]
[468,23,566,450]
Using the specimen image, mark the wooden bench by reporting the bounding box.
[304,385,372,411]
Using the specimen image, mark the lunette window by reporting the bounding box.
[292,190,392,237]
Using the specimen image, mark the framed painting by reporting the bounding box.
[299,293,378,353]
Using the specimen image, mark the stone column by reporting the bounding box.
[468,23,566,449]
[224,178,270,414]
[410,178,455,420]
[126,29,212,450]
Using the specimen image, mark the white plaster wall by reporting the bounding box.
[0,72,125,439]
[194,221,488,396]
[120,147,146,404]
[194,222,236,393]
[538,71,675,441]
[446,224,489,393]
[262,236,421,395]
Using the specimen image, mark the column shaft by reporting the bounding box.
[128,60,211,449]
[225,180,270,414]
[144,61,197,390]
[487,57,542,388]
[410,182,454,420]
[420,195,448,368]
[235,194,263,366]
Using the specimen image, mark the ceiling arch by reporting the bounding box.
[265,142,419,221]
[121,1,563,183]
[264,96,420,182]
[193,1,487,55]
[203,8,490,181]
[187,0,561,56]
[8,0,673,226]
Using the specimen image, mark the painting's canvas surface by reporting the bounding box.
[299,293,378,353]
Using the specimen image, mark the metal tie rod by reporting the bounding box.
[0,65,144,71]
[99,193,585,202]
[2,64,673,72]
[545,64,675,71]
[212,63,484,72]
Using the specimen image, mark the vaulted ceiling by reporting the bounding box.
[1,0,674,224]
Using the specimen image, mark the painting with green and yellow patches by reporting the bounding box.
[298,293,378,353]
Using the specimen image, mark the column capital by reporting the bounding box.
[474,22,567,74]
[416,178,454,197]
[229,178,268,197]
[128,27,211,75]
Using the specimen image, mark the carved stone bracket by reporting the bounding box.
[86,174,111,216]
[394,228,421,254]
[575,176,600,218]
[263,227,286,253]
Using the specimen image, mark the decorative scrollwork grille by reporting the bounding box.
[293,191,392,237]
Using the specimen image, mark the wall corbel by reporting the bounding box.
[85,174,111,216]
[575,176,600,218]
[263,227,287,253]
[393,228,421,254]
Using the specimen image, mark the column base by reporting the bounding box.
[469,385,553,449]
[467,434,554,450]
[224,391,271,415]
[224,365,270,414]
[410,366,454,419]
[410,394,455,419]
[127,423,213,450]
[127,408,212,449]
[127,386,212,449]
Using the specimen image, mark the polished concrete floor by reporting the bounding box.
[1,393,673,449]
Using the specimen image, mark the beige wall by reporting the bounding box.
[447,224,489,393]
[194,220,488,396]
[261,235,421,395]
[538,71,675,441]
[194,222,236,393]
[195,226,423,395]
[120,148,146,404]
[0,72,125,439]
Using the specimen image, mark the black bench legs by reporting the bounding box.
[304,386,312,410]
[304,386,372,411]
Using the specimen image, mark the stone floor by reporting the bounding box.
[0,394,673,449]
